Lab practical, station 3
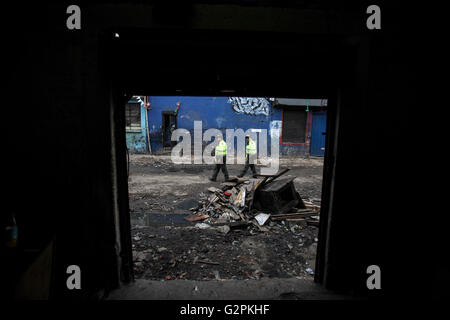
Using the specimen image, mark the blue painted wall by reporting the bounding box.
[127,96,322,157]
[126,130,147,153]
[146,96,279,154]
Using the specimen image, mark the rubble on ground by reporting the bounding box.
[131,222,319,281]
[129,160,323,281]
[185,168,321,233]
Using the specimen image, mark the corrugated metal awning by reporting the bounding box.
[275,98,327,107]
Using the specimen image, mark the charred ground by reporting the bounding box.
[128,155,323,282]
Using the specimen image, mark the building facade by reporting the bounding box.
[125,96,327,157]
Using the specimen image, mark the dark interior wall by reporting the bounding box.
[318,36,404,296]
[319,25,445,298]
[3,4,120,299]
[3,1,441,299]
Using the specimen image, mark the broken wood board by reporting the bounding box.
[305,204,321,211]
[227,176,249,183]
[221,182,237,188]
[251,220,270,232]
[284,218,307,222]
[273,212,314,216]
[292,209,316,213]
[234,187,246,208]
[237,211,246,221]
[185,215,210,222]
[273,211,317,218]
[196,260,220,265]
[257,168,290,178]
[271,216,307,221]
[229,187,238,203]
[229,221,250,229]
[271,214,316,220]
[263,168,290,185]
[206,195,218,207]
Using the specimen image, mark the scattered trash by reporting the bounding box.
[129,161,322,282]
[306,268,314,275]
[129,168,321,283]
[128,172,320,282]
[235,187,246,208]
[253,270,263,279]
[195,223,211,229]
[254,213,270,226]
[132,251,146,261]
[186,169,320,234]
[216,225,231,234]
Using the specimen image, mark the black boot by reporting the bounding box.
[251,165,257,178]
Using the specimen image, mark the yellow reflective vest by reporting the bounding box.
[246,139,256,156]
[215,140,227,157]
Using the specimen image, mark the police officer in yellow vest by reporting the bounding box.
[238,135,258,178]
[209,134,229,182]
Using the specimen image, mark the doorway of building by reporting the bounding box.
[106,28,349,299]
[162,111,177,148]
[310,110,327,157]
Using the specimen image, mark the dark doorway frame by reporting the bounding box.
[161,111,177,148]
[102,28,361,294]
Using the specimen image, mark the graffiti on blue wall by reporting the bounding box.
[125,96,324,157]
[228,97,270,116]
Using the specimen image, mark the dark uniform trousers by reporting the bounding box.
[212,156,229,180]
[239,155,257,177]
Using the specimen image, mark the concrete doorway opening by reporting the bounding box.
[161,111,177,149]
[104,29,350,299]
[116,95,330,299]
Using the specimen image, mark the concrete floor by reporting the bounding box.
[106,278,351,300]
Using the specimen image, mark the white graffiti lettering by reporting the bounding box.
[228,97,270,116]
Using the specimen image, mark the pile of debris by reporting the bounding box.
[185,168,320,233]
